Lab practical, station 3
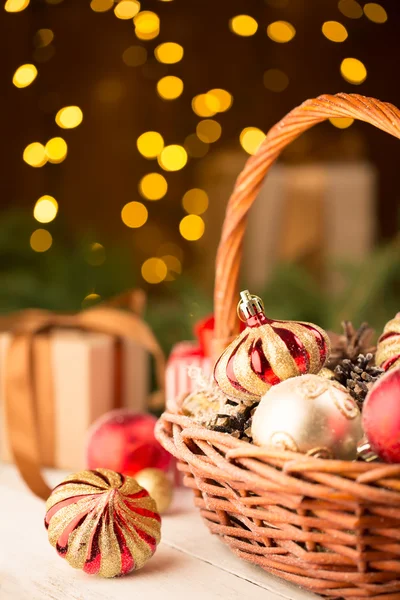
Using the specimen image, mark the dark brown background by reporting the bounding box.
[1,0,399,292]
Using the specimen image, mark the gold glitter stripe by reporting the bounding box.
[96,469,123,489]
[46,485,103,510]
[234,334,270,398]
[383,317,400,335]
[214,332,259,401]
[260,324,299,381]
[99,507,121,578]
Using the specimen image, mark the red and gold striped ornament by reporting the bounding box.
[214,290,330,402]
[45,468,161,577]
[375,313,400,371]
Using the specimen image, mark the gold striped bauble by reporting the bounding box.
[214,290,330,402]
[375,313,400,371]
[45,468,161,577]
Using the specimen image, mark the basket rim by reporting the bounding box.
[157,408,400,479]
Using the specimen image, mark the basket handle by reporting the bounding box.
[213,93,400,348]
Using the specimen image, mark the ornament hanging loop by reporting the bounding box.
[237,289,264,322]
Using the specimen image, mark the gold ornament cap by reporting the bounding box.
[237,289,264,321]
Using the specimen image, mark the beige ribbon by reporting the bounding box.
[1,291,165,500]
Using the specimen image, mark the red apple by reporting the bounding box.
[362,367,400,463]
[86,409,172,475]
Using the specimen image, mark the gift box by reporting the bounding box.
[0,330,148,470]
[165,315,246,411]
[166,341,213,411]
[0,294,165,499]
[165,315,215,411]
[243,162,376,289]
[195,150,376,291]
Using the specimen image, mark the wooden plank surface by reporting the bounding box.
[0,465,319,600]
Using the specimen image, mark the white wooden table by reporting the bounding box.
[0,464,319,600]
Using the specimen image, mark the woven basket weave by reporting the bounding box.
[156,94,400,600]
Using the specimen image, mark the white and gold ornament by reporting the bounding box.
[251,374,363,460]
[214,290,331,402]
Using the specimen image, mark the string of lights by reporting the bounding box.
[5,0,388,293]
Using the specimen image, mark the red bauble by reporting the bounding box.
[362,367,400,463]
[86,410,172,475]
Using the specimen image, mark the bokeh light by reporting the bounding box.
[82,293,102,308]
[263,68,289,92]
[30,229,52,252]
[122,45,147,67]
[340,57,367,84]
[141,257,168,284]
[90,0,113,12]
[338,0,363,19]
[34,29,54,48]
[364,3,387,23]
[139,173,168,200]
[86,243,106,266]
[240,127,266,155]
[5,0,29,11]
[134,11,160,40]
[158,145,188,171]
[135,29,159,41]
[207,88,233,112]
[182,189,209,215]
[12,64,37,89]
[196,119,222,143]
[179,215,205,241]
[33,195,58,223]
[191,94,219,117]
[322,21,348,42]
[162,254,182,280]
[157,75,184,100]
[184,134,209,158]
[121,201,148,227]
[23,142,47,167]
[229,15,258,37]
[329,117,354,129]
[267,21,296,43]
[157,242,183,261]
[137,131,164,159]
[154,42,183,64]
[45,137,68,163]
[55,106,83,129]
[114,0,140,19]
[33,45,55,64]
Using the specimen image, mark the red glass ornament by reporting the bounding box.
[214,290,330,401]
[362,367,400,463]
[86,410,172,475]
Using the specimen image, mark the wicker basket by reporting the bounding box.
[156,93,400,600]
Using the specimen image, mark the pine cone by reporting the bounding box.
[334,353,383,408]
[327,321,376,369]
[211,399,258,442]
